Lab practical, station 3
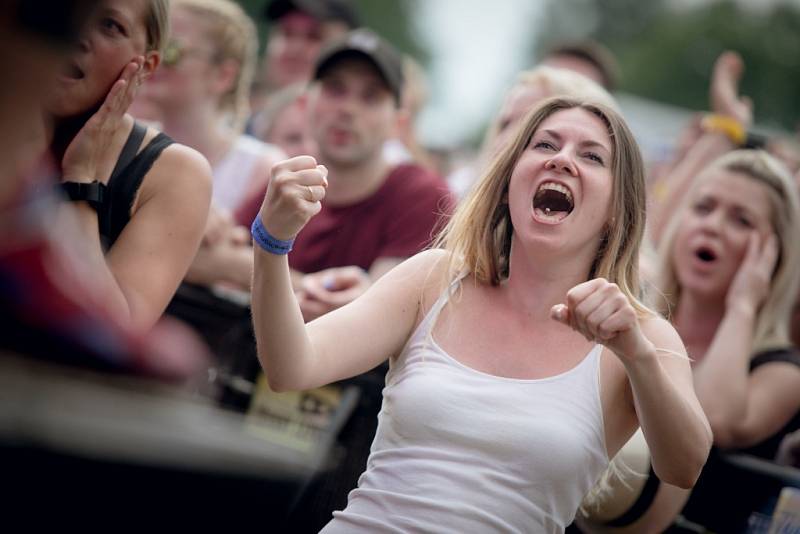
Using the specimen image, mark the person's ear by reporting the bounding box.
[141,50,160,80]
[393,108,411,140]
[211,57,240,97]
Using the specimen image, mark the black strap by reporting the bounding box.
[109,121,147,183]
[750,347,800,372]
[603,464,661,527]
[100,127,174,249]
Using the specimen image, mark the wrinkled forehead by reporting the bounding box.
[535,107,613,152]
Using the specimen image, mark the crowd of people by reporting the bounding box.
[2,0,799,532]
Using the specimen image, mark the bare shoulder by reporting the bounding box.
[640,313,687,355]
[368,249,453,316]
[376,248,452,293]
[156,143,213,187]
[136,142,211,206]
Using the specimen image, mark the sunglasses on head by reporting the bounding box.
[162,41,220,68]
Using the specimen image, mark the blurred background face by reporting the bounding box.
[265,99,317,157]
[489,83,551,158]
[671,170,774,300]
[541,54,606,89]
[45,0,152,119]
[264,11,324,89]
[134,6,219,114]
[309,57,397,166]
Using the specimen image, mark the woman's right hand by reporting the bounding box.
[726,232,778,314]
[62,57,145,184]
[259,155,328,241]
[709,50,753,127]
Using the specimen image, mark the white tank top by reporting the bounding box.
[321,280,610,534]
[211,135,282,212]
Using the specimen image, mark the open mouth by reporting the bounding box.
[533,181,574,222]
[62,62,85,80]
[695,247,717,263]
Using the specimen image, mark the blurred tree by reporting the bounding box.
[595,0,799,131]
[235,0,426,63]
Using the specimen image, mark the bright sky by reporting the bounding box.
[413,0,548,148]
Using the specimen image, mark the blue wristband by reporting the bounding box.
[251,216,294,255]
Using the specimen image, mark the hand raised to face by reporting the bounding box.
[726,232,778,315]
[61,56,146,185]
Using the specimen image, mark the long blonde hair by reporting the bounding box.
[173,0,257,131]
[435,96,650,314]
[657,150,800,351]
[146,0,170,54]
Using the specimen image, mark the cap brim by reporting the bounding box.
[314,49,401,103]
[265,0,327,21]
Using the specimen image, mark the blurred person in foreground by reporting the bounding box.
[0,0,210,380]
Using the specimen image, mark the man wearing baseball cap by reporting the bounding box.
[289,28,452,320]
[258,0,359,95]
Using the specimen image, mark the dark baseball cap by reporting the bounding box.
[313,29,404,104]
[265,0,360,29]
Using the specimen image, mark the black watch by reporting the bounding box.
[60,181,106,211]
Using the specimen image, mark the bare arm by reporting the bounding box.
[251,155,443,391]
[104,144,212,329]
[623,319,712,489]
[553,279,711,489]
[297,257,405,322]
[693,233,800,447]
[60,59,211,331]
[649,51,752,244]
[254,247,441,391]
[649,134,733,243]
[185,240,254,290]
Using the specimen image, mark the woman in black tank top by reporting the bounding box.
[43,0,211,332]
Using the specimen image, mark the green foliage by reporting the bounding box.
[234,0,425,61]
[595,0,800,130]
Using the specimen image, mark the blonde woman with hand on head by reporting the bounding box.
[578,150,800,534]
[251,97,711,534]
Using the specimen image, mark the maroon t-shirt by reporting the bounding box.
[288,164,453,273]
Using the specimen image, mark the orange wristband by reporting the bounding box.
[701,114,746,146]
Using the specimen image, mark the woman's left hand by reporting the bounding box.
[61,57,145,184]
[726,232,778,314]
[551,278,654,364]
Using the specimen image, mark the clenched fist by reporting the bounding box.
[259,155,328,241]
[551,278,654,364]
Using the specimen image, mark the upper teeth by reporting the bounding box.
[537,182,573,203]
